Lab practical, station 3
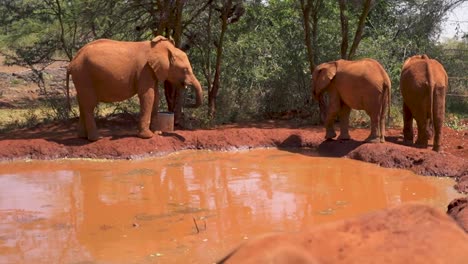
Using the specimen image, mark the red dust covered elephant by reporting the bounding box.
[66,36,203,141]
[400,54,448,151]
[312,59,391,143]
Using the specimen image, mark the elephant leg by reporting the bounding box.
[324,92,340,140]
[415,117,429,148]
[379,95,388,143]
[78,95,99,141]
[402,102,414,145]
[150,81,160,133]
[426,120,434,141]
[365,110,380,143]
[137,68,156,139]
[337,103,351,140]
[77,107,87,139]
[432,87,446,151]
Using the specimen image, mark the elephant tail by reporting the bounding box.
[426,59,435,133]
[383,74,391,127]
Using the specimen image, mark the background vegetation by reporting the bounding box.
[0,0,466,130]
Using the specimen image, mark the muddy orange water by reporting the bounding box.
[0,149,461,264]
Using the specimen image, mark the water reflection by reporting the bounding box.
[0,149,461,263]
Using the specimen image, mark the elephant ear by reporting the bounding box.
[148,40,175,81]
[314,62,337,97]
[151,35,176,46]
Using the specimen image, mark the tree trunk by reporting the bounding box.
[338,0,349,60]
[339,0,374,60]
[208,1,230,119]
[311,3,320,66]
[300,0,315,74]
[348,0,372,59]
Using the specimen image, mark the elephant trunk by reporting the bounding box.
[312,81,326,124]
[318,94,327,124]
[184,77,203,108]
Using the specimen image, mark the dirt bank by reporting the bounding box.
[0,115,466,172]
[0,115,466,176]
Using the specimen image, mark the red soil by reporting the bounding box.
[0,115,466,172]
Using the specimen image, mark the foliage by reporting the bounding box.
[436,40,468,118]
[0,0,466,129]
[445,113,467,130]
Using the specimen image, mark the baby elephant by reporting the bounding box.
[67,36,203,141]
[312,59,391,143]
[400,54,448,151]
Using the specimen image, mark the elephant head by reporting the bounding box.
[311,61,337,123]
[148,36,203,108]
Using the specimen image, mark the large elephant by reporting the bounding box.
[400,54,448,151]
[66,36,203,141]
[312,59,391,143]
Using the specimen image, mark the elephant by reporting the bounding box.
[400,54,448,151]
[66,36,203,141]
[312,58,391,143]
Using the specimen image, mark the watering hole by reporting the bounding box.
[0,148,461,263]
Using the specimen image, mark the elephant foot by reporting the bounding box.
[87,134,102,142]
[78,129,87,139]
[325,130,337,140]
[81,129,101,141]
[415,139,428,149]
[78,133,87,139]
[138,129,154,139]
[415,143,428,149]
[380,137,385,143]
[338,134,351,140]
[403,139,413,146]
[432,145,441,152]
[365,136,380,143]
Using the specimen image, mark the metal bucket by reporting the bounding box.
[155,112,174,132]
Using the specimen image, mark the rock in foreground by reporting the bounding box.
[218,203,468,264]
[448,197,468,232]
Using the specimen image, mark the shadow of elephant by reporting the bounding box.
[317,139,364,157]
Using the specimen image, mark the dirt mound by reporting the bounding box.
[455,175,468,194]
[347,143,468,177]
[218,203,468,264]
[448,197,468,232]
